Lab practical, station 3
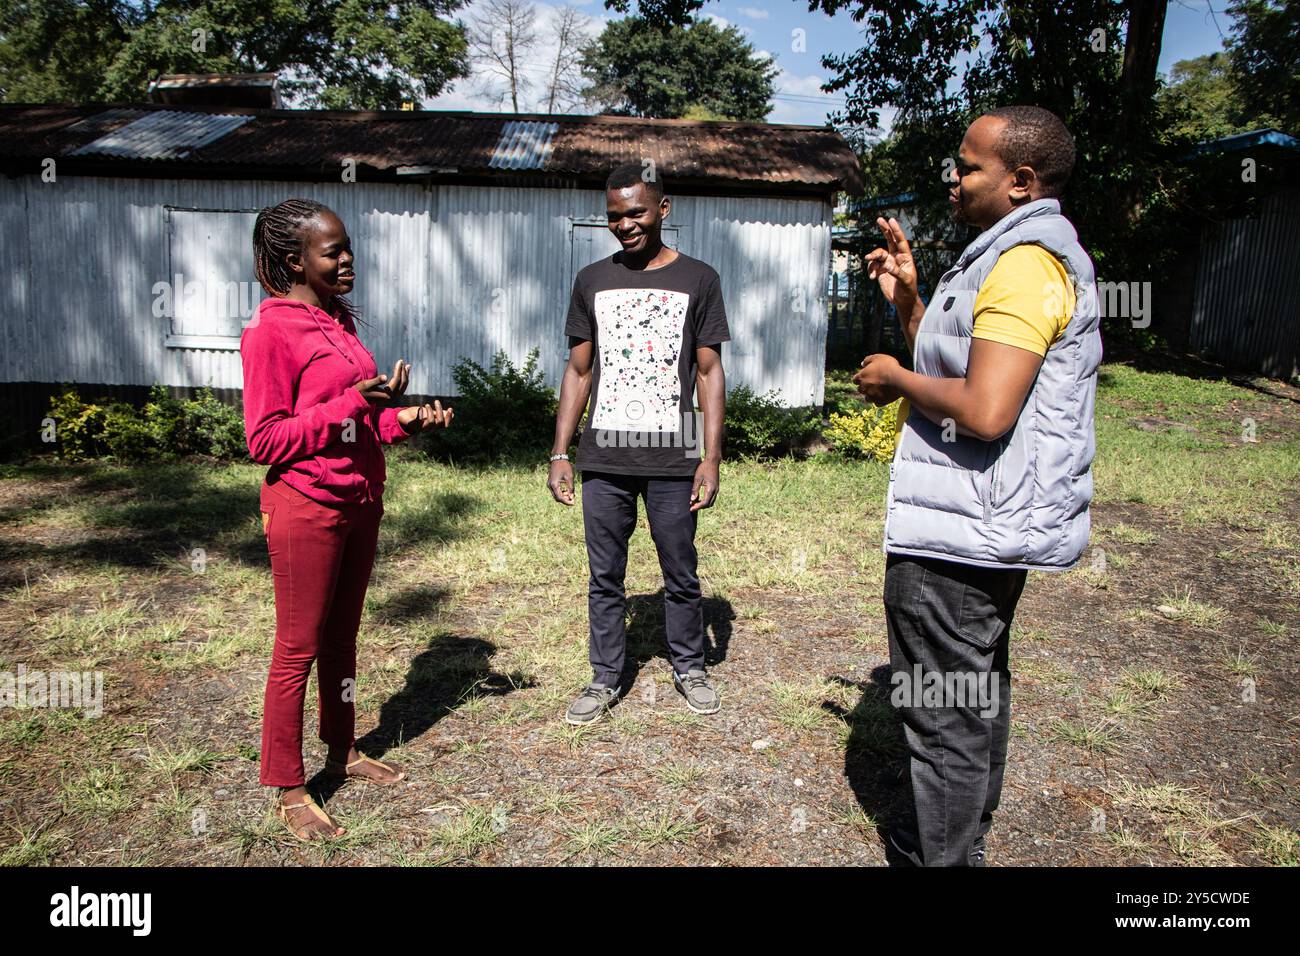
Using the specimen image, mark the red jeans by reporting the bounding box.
[258,476,383,787]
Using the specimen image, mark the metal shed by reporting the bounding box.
[0,103,864,432]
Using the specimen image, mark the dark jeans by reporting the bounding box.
[884,553,1028,866]
[581,471,703,688]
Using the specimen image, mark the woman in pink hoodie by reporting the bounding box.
[241,198,452,840]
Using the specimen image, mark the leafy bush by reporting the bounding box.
[824,399,902,463]
[724,385,821,459]
[177,388,246,459]
[823,370,865,417]
[46,390,110,459]
[425,348,559,464]
[46,386,247,461]
[101,403,155,460]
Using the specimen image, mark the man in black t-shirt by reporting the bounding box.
[548,162,730,725]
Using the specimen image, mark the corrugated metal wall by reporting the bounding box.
[1189,187,1300,380]
[0,175,831,405]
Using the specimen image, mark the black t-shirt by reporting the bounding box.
[564,250,731,476]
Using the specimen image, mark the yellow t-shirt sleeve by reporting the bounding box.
[890,245,1073,454]
[970,244,1074,357]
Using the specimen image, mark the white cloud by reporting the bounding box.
[777,71,831,98]
[738,6,770,19]
[767,68,838,126]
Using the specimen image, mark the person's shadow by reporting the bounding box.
[308,632,530,798]
[822,666,918,865]
[620,591,734,689]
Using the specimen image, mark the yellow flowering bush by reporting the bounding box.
[825,399,902,462]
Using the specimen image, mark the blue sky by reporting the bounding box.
[428,0,1236,126]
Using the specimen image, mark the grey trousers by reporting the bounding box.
[884,552,1028,866]
[581,471,703,688]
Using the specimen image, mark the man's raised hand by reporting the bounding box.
[865,217,919,312]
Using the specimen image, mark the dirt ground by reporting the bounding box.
[1,367,1297,867]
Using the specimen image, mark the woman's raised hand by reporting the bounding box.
[353,374,391,403]
[386,359,410,397]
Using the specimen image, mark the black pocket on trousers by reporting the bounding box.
[956,573,1010,650]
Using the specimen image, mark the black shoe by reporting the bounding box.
[884,826,923,867]
[885,826,988,866]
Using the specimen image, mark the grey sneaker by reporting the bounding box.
[673,669,720,714]
[565,683,619,725]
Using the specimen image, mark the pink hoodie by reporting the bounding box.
[240,297,410,506]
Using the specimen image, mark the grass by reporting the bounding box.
[1118,667,1180,698]
[61,765,136,815]
[421,804,502,864]
[1092,364,1300,523]
[627,808,702,848]
[1220,645,1261,678]
[1252,826,1300,866]
[770,678,836,733]
[142,741,224,779]
[1048,717,1124,755]
[561,820,626,860]
[1154,587,1228,630]
[651,762,706,791]
[1,358,1298,866]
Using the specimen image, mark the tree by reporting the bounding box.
[0,0,133,102]
[810,1,1181,295]
[1158,54,1251,141]
[467,0,537,113]
[540,5,591,115]
[579,15,776,120]
[601,0,703,24]
[1225,0,1299,135]
[0,0,471,109]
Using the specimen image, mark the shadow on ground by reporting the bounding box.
[619,591,735,689]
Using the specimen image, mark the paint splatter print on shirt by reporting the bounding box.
[591,288,688,433]
[565,251,731,477]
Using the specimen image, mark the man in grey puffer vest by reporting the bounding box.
[854,106,1102,866]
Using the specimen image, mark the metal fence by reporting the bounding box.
[826,244,958,369]
[1189,187,1300,381]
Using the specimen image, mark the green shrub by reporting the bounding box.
[724,385,821,459]
[824,400,902,462]
[182,388,247,459]
[426,348,559,464]
[46,390,110,460]
[823,370,865,417]
[46,386,247,461]
[143,387,192,454]
[101,403,156,461]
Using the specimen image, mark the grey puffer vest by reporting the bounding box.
[883,199,1103,571]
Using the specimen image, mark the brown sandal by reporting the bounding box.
[277,793,344,841]
[324,753,406,784]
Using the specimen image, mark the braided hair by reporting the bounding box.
[252,198,358,323]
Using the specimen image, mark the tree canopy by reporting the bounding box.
[579,14,777,120]
[0,0,471,108]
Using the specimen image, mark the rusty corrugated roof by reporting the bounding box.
[0,103,864,194]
